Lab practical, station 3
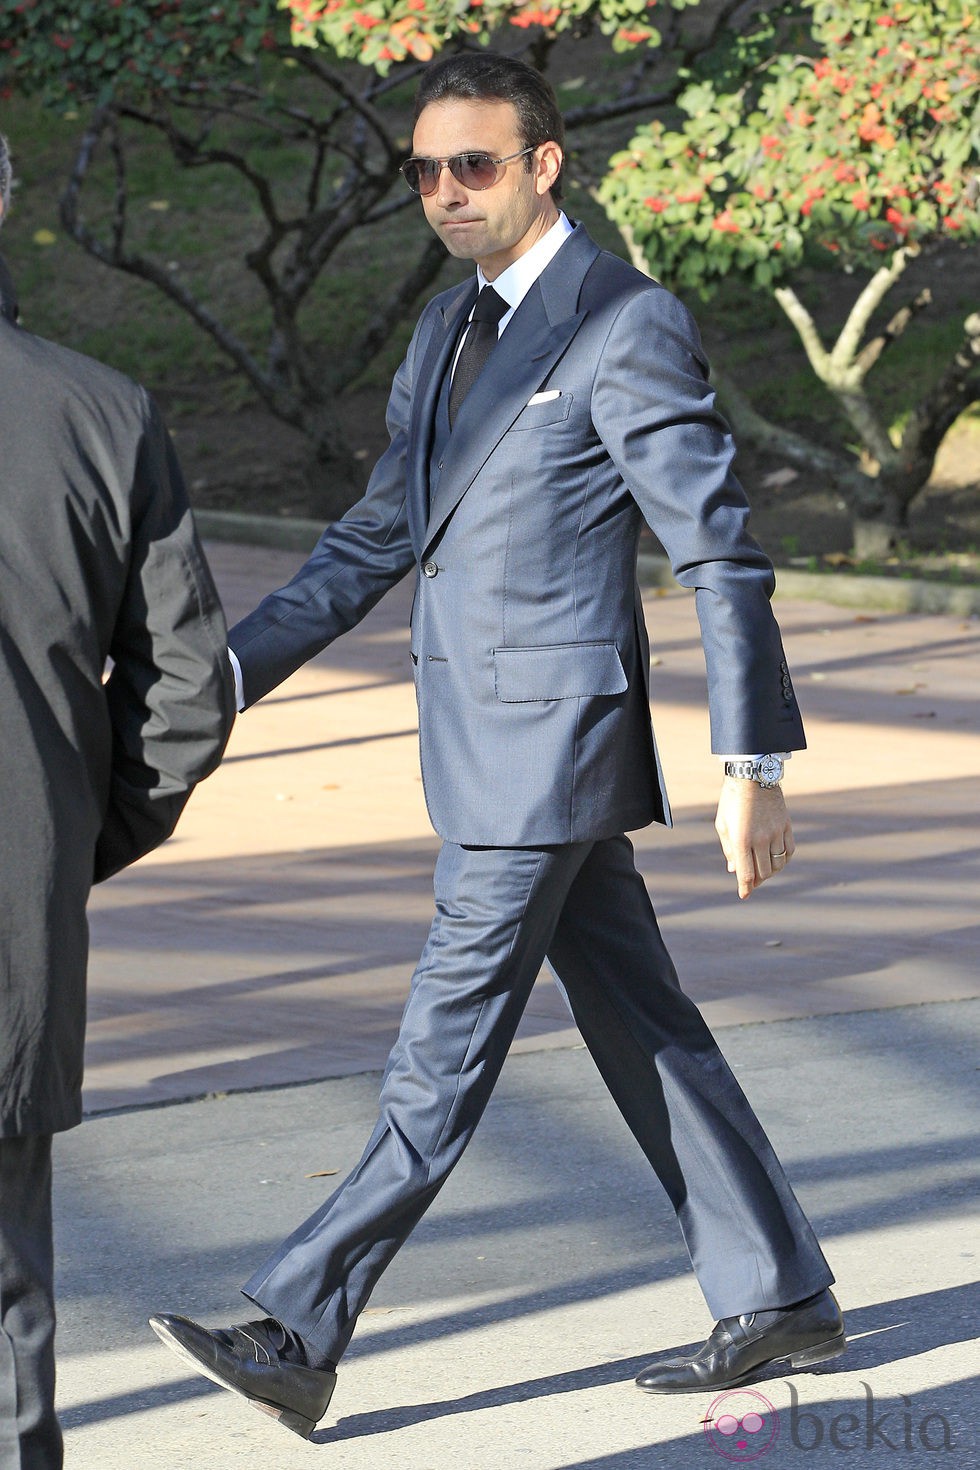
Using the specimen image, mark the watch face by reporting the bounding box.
[758,755,783,786]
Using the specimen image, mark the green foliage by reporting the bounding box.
[0,2,289,109]
[279,0,699,69]
[599,0,980,294]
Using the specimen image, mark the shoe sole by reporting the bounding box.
[148,1316,322,1440]
[636,1332,847,1394]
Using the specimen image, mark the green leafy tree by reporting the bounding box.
[599,0,980,553]
[0,0,741,513]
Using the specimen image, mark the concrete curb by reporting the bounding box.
[194,509,325,553]
[193,509,980,617]
[636,553,980,616]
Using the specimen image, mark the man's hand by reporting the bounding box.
[715,778,795,900]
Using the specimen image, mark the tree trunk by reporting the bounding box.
[301,405,367,521]
[851,515,900,559]
[850,482,906,559]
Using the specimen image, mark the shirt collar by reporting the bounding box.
[475,211,574,315]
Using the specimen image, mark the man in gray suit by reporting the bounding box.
[0,134,236,1469]
[151,54,844,1437]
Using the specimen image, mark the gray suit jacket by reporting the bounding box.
[230,224,804,845]
[0,277,236,1135]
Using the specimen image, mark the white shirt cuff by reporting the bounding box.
[228,648,245,712]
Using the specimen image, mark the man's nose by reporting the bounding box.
[434,162,467,206]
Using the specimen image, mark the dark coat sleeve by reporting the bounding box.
[94,392,236,881]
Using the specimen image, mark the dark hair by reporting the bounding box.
[413,51,565,202]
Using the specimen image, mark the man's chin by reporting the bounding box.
[437,223,487,260]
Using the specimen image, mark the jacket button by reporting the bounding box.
[422,561,438,578]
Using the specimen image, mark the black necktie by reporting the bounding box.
[449,285,508,427]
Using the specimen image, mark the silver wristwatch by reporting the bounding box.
[724,755,784,788]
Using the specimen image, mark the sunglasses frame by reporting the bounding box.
[400,146,536,196]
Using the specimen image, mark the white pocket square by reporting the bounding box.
[527,389,561,406]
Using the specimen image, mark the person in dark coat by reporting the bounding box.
[0,133,236,1469]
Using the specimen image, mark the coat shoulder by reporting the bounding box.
[577,247,706,363]
[581,248,694,324]
[1,318,149,436]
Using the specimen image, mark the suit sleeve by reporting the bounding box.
[591,286,805,756]
[94,391,236,882]
[229,329,419,708]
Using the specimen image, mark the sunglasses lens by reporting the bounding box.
[402,153,505,195]
[402,159,438,195]
[453,153,499,190]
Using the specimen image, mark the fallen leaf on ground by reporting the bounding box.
[761,467,799,488]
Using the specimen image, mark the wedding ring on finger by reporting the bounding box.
[771,848,788,866]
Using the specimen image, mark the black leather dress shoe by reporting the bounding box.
[149,1313,337,1438]
[635,1289,845,1394]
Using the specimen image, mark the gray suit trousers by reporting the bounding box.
[0,1135,62,1470]
[244,837,831,1365]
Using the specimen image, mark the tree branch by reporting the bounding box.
[772,284,831,377]
[118,103,285,235]
[60,112,302,427]
[564,86,681,131]
[362,190,418,225]
[828,244,916,376]
[890,310,980,510]
[774,282,894,467]
[855,287,932,374]
[710,366,861,487]
[289,51,402,168]
[337,235,448,391]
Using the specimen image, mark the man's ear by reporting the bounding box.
[535,141,563,197]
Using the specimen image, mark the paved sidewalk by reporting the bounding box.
[53,541,980,1466]
[86,542,980,1108]
[56,1005,978,1468]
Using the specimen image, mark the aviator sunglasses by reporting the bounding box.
[400,147,535,197]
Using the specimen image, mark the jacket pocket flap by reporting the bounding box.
[509,393,573,430]
[493,642,627,702]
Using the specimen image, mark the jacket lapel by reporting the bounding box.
[406,279,476,553]
[423,224,600,553]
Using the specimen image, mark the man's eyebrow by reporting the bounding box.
[410,146,494,156]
